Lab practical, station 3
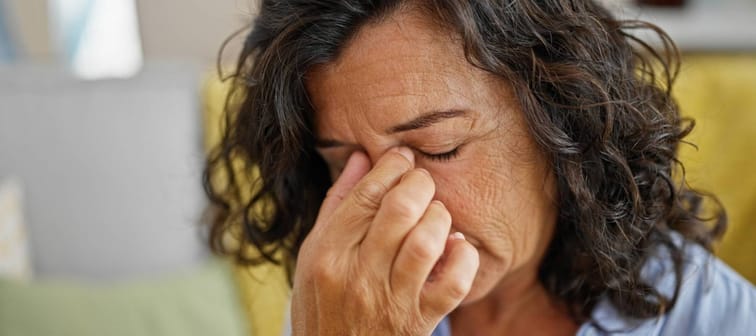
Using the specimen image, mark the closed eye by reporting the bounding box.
[417,146,461,162]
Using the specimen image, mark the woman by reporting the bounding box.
[205,0,756,335]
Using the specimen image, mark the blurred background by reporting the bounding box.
[0,0,754,335]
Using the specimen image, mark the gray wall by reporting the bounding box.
[0,0,252,280]
[0,63,208,280]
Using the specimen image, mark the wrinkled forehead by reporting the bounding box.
[304,11,497,138]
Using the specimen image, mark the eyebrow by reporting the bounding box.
[387,109,467,133]
[315,109,468,148]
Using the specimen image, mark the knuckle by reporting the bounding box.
[426,280,470,316]
[444,278,470,301]
[405,233,438,263]
[324,185,344,200]
[310,262,333,283]
[383,191,423,219]
[309,256,342,286]
[429,202,452,224]
[352,180,387,209]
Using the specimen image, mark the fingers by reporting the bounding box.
[420,234,479,318]
[317,147,414,245]
[346,147,414,211]
[318,151,371,221]
[389,200,452,299]
[361,167,436,268]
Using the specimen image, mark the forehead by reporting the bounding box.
[305,11,496,137]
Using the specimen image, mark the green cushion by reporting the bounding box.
[0,260,249,336]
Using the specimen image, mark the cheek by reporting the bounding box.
[425,162,506,243]
[421,163,467,207]
[425,153,557,291]
[429,165,517,303]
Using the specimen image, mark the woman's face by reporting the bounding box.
[306,11,558,304]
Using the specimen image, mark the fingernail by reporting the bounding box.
[450,232,465,241]
[393,146,414,163]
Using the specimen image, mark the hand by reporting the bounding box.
[291,147,480,336]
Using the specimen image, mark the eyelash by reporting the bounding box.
[419,146,461,162]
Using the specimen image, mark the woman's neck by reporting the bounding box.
[449,271,579,336]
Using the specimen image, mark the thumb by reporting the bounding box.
[318,150,371,220]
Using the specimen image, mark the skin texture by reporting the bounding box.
[298,10,577,335]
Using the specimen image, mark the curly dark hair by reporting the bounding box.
[203,0,726,327]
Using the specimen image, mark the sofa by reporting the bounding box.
[0,62,249,335]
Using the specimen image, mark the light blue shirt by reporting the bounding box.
[432,239,756,336]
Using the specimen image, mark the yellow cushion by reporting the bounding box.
[231,263,289,336]
[202,74,290,336]
[674,54,756,282]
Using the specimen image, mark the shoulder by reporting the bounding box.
[578,237,756,336]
